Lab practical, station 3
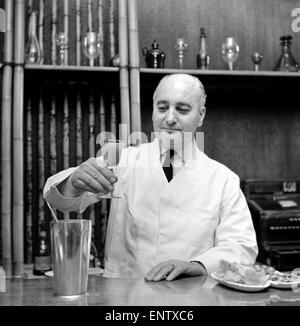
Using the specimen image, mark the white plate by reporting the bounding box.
[269,271,300,289]
[270,280,300,289]
[211,272,271,292]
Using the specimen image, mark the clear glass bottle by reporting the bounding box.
[274,35,299,72]
[0,266,5,292]
[197,27,210,69]
[25,11,42,64]
[33,223,51,276]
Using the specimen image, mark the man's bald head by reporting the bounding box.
[153,74,207,112]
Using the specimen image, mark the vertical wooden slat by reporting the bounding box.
[118,0,130,143]
[99,91,108,266]
[76,84,83,167]
[1,0,14,277]
[81,82,90,162]
[62,1,70,219]
[55,80,65,220]
[89,91,95,158]
[50,1,57,196]
[28,0,33,15]
[38,89,45,225]
[49,93,56,177]
[87,0,92,33]
[93,85,101,261]
[67,82,78,168]
[25,94,33,263]
[98,0,104,66]
[76,0,81,66]
[63,81,69,220]
[110,95,117,137]
[38,0,44,64]
[81,81,90,219]
[75,81,82,219]
[63,91,69,171]
[109,0,115,60]
[63,0,69,65]
[42,80,52,243]
[51,0,57,65]
[13,0,25,277]
[67,81,78,220]
[89,89,95,224]
[24,0,34,265]
[128,0,141,143]
[87,0,94,67]
[99,94,106,137]
[31,82,40,264]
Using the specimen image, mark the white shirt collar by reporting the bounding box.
[158,138,196,165]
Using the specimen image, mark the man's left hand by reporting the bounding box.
[144,260,206,282]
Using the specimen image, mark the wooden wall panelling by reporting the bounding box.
[140,72,300,181]
[202,84,293,180]
[286,107,300,179]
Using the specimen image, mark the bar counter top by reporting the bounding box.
[1,274,300,306]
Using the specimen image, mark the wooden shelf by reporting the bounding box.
[140,68,300,78]
[24,64,119,85]
[25,65,300,77]
[140,68,300,91]
[25,64,119,73]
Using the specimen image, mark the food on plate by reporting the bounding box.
[214,261,270,285]
[213,262,300,289]
[254,264,276,276]
[269,271,300,283]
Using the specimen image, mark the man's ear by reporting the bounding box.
[197,107,206,127]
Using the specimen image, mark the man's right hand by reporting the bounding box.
[58,157,118,197]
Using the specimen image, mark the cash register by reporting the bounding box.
[243,179,300,271]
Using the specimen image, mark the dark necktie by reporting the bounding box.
[162,150,174,182]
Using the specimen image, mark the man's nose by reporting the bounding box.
[165,108,176,124]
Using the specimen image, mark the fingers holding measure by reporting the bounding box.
[91,158,118,192]
[73,158,118,194]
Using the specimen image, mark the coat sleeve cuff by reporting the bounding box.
[191,253,223,275]
[190,260,208,275]
[45,185,86,213]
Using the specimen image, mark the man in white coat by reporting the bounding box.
[44,73,258,281]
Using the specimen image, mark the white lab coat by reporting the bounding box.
[44,139,258,277]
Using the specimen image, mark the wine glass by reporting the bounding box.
[83,32,101,67]
[56,32,68,65]
[251,52,263,71]
[221,37,239,70]
[96,139,126,199]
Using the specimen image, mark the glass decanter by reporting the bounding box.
[274,35,299,72]
[25,11,42,64]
